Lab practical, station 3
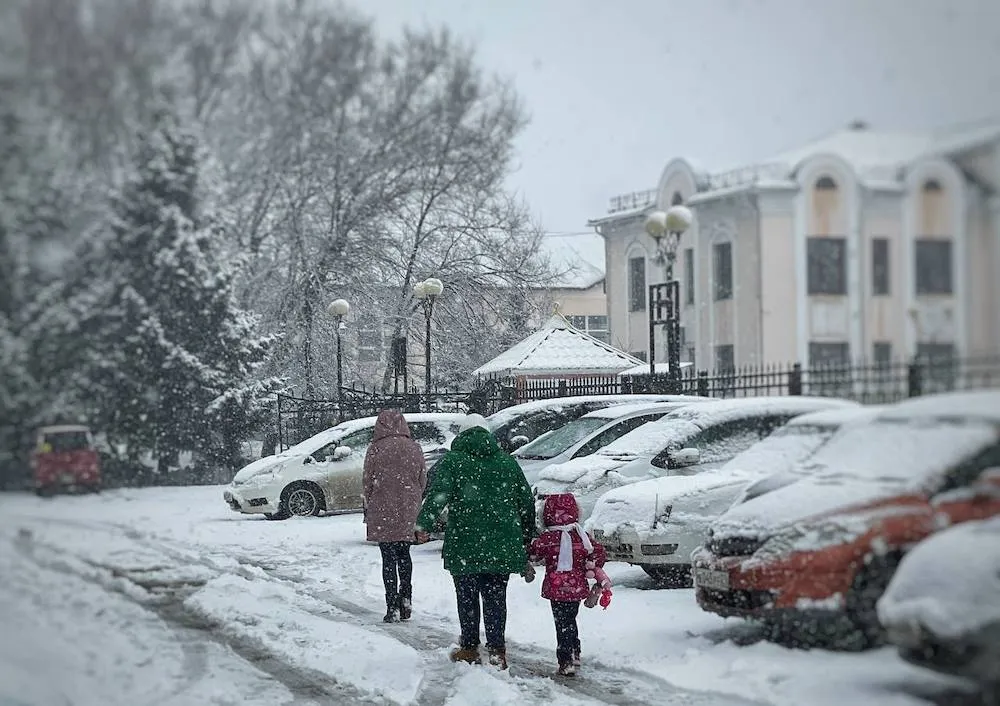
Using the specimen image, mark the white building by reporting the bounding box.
[589,119,1000,370]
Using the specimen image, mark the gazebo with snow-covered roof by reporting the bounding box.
[473,313,643,385]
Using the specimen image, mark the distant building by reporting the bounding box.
[530,232,608,343]
[589,119,1000,370]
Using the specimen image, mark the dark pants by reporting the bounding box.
[454,573,510,650]
[379,542,412,608]
[551,600,581,663]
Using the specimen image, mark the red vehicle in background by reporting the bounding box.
[31,425,102,495]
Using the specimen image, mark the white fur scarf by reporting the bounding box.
[548,523,593,572]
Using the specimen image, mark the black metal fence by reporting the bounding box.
[275,355,1000,450]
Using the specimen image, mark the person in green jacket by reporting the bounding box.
[414,413,536,670]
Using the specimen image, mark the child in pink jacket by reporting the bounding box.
[529,493,611,676]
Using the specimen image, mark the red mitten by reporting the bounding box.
[599,588,612,610]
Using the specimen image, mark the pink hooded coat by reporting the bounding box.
[362,410,427,542]
[530,494,607,601]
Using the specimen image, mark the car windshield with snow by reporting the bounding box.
[535,396,856,529]
[223,413,465,520]
[485,394,706,453]
[513,400,704,485]
[693,390,1000,649]
[584,404,875,585]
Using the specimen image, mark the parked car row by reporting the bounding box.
[223,389,999,690]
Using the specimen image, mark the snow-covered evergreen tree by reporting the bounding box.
[79,105,276,481]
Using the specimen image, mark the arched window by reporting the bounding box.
[815,176,838,190]
[628,253,646,312]
[671,191,684,206]
[922,179,942,193]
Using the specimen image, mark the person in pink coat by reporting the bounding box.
[529,493,609,676]
[363,409,427,623]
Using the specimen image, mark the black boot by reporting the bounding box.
[399,589,412,621]
[383,594,400,623]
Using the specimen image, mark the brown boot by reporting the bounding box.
[449,646,481,664]
[487,647,508,671]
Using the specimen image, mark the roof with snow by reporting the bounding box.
[473,314,642,378]
[536,232,605,289]
[617,362,694,377]
[593,117,1000,220]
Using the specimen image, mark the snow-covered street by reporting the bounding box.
[0,487,983,706]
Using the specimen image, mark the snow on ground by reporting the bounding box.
[0,486,978,706]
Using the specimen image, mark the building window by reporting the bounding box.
[923,179,943,193]
[683,248,695,305]
[630,350,647,362]
[713,242,732,301]
[809,341,850,367]
[714,344,735,371]
[915,239,953,294]
[671,191,684,206]
[567,314,610,343]
[685,345,696,368]
[916,342,957,389]
[358,323,382,363]
[628,256,646,312]
[872,238,890,296]
[873,342,892,365]
[815,176,838,190]
[807,236,847,295]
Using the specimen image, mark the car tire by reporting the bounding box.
[280,482,325,518]
[844,552,902,650]
[641,564,693,588]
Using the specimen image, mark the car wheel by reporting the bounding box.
[282,483,324,518]
[844,552,901,650]
[641,564,693,588]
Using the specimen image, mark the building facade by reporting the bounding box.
[590,120,1000,370]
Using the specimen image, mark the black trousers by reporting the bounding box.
[454,573,510,650]
[551,600,581,663]
[379,541,412,608]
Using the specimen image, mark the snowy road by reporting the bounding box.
[0,487,982,706]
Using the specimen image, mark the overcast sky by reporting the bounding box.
[348,0,1000,235]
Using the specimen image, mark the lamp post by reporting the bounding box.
[327,298,350,420]
[413,277,444,412]
[644,205,693,388]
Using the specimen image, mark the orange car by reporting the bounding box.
[692,390,1000,646]
[30,425,102,496]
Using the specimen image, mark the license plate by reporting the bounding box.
[694,568,730,591]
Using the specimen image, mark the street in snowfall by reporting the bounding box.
[0,488,983,706]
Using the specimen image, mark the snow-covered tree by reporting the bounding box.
[70,105,277,480]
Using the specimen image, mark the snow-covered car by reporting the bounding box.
[878,513,1000,686]
[693,390,1000,647]
[585,404,876,585]
[513,400,705,486]
[486,394,706,453]
[536,396,855,530]
[223,413,465,520]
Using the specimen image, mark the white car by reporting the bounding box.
[537,396,856,528]
[513,401,704,486]
[486,394,707,453]
[585,404,877,585]
[879,513,1000,686]
[223,413,465,520]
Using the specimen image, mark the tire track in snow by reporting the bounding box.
[9,527,387,706]
[13,515,764,706]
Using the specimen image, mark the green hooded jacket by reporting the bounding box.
[416,426,536,576]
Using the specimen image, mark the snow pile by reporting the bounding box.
[878,516,1000,639]
[712,416,999,540]
[185,573,424,704]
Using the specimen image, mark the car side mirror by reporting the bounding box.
[668,447,700,468]
[333,445,352,461]
[510,435,530,450]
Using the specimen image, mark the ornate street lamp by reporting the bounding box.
[643,204,693,383]
[413,277,444,412]
[327,298,350,420]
